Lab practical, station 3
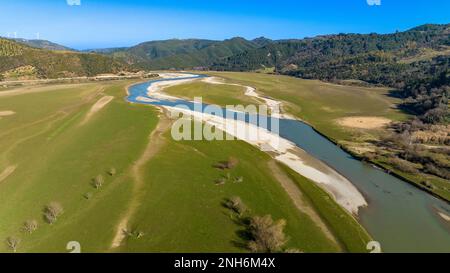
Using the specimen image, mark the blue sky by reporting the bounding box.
[0,0,448,49]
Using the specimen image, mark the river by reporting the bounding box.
[127,74,450,252]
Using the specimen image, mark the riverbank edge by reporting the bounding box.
[307,124,450,205]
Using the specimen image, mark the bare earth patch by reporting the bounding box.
[0,165,17,183]
[80,96,114,125]
[336,116,391,129]
[0,111,15,118]
[110,110,172,249]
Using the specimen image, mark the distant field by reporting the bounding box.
[205,72,408,142]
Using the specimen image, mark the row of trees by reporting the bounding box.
[5,167,118,252]
[5,202,64,252]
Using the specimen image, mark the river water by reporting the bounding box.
[127,74,450,252]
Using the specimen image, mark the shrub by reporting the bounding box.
[23,220,38,234]
[108,168,117,176]
[247,215,287,253]
[43,202,64,224]
[234,176,244,183]
[226,157,239,169]
[92,175,104,189]
[215,177,226,186]
[225,196,247,216]
[5,237,20,253]
[84,192,93,200]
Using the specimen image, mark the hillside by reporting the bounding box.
[213,24,450,123]
[213,24,449,84]
[12,38,74,51]
[0,39,130,80]
[101,37,261,70]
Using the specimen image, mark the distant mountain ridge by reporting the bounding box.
[0,38,130,80]
[11,38,74,51]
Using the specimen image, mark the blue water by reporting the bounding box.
[127,74,450,252]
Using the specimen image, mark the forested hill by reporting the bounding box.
[12,38,74,51]
[0,38,130,80]
[213,24,449,85]
[213,24,450,123]
[96,37,262,70]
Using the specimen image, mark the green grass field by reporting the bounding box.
[117,123,346,253]
[0,77,371,253]
[0,81,158,252]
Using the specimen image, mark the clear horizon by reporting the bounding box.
[0,0,449,50]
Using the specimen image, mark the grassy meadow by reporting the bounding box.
[0,76,371,253]
[116,121,365,253]
[205,72,408,142]
[0,81,158,252]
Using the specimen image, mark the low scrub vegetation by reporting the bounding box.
[5,236,20,253]
[22,220,38,234]
[43,202,64,224]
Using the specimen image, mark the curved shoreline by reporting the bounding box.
[128,73,368,215]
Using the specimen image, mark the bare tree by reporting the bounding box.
[5,237,20,253]
[44,202,64,224]
[108,167,117,176]
[23,220,38,234]
[225,196,247,216]
[247,215,287,253]
[225,157,239,169]
[92,175,104,189]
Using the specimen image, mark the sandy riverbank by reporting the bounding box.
[143,73,368,214]
[164,105,367,214]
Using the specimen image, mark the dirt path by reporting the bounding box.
[110,109,172,249]
[80,96,114,125]
[0,84,93,98]
[0,165,17,184]
[267,161,343,250]
[0,111,15,118]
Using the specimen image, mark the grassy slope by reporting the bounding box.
[0,82,158,252]
[118,124,340,253]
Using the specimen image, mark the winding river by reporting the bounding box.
[127,74,450,253]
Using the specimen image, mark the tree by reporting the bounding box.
[108,168,117,176]
[225,196,247,216]
[5,237,20,253]
[44,202,64,224]
[23,220,38,234]
[225,157,239,169]
[92,175,104,189]
[247,215,287,253]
